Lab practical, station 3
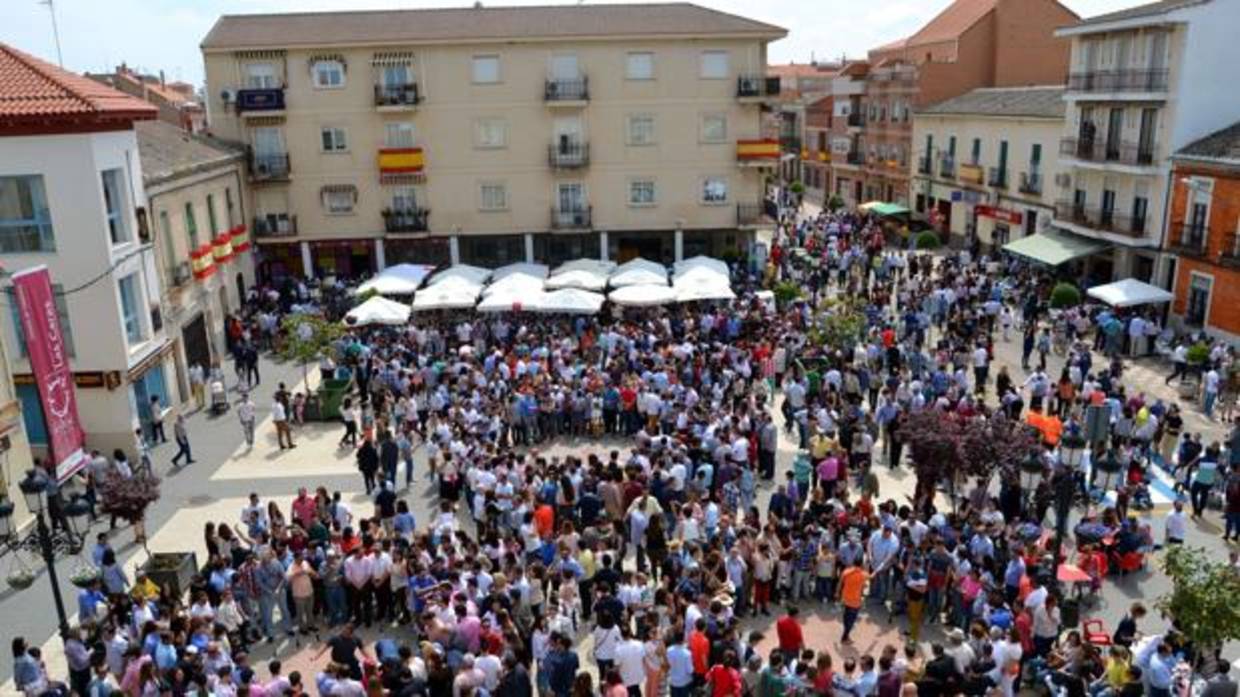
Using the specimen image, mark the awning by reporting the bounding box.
[1002,230,1108,266]
[1086,278,1174,308]
[859,201,910,216]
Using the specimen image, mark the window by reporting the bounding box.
[321,127,348,152]
[391,186,418,211]
[700,114,727,143]
[970,138,981,165]
[224,187,235,227]
[479,182,509,211]
[206,194,218,235]
[118,273,143,344]
[159,210,176,272]
[322,189,355,214]
[381,64,412,89]
[183,202,198,248]
[626,114,656,146]
[1186,274,1212,326]
[474,118,508,149]
[701,177,728,204]
[0,175,55,253]
[245,62,278,89]
[100,168,130,244]
[472,55,501,84]
[1031,143,1042,169]
[312,60,345,88]
[384,122,415,149]
[626,52,654,80]
[8,284,74,358]
[700,51,729,79]
[628,179,656,206]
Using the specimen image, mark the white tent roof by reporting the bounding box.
[609,266,668,288]
[477,290,543,313]
[609,284,677,307]
[411,281,482,311]
[673,255,729,277]
[538,288,605,315]
[1086,278,1174,308]
[430,264,491,286]
[482,272,545,297]
[673,264,731,286]
[614,257,666,276]
[492,262,549,281]
[353,263,435,296]
[552,258,616,277]
[344,296,411,326]
[545,267,608,291]
[673,275,735,302]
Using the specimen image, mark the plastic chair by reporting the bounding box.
[1082,618,1112,646]
[1118,552,1145,574]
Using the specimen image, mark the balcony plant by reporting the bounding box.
[1049,282,1081,309]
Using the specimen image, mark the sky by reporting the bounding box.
[2,0,1149,87]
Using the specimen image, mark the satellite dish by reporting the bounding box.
[220,88,235,102]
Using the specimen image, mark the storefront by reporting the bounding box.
[129,354,172,439]
[459,234,526,268]
[386,237,451,267]
[181,312,213,374]
[310,240,374,280]
[534,233,600,267]
[256,242,304,281]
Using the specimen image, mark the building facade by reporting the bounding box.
[826,61,870,208]
[911,87,1066,249]
[200,4,785,278]
[766,62,839,187]
[1165,121,1240,341]
[802,95,833,203]
[88,65,207,133]
[1051,0,1240,284]
[137,120,254,402]
[0,43,179,457]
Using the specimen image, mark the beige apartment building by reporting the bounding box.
[200,4,786,278]
[911,86,1066,249]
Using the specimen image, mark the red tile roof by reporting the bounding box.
[767,62,841,78]
[906,0,996,47]
[0,42,155,133]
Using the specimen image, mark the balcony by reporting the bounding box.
[736,74,779,99]
[780,135,802,153]
[737,202,774,228]
[544,77,589,104]
[248,151,290,182]
[235,87,285,114]
[548,142,589,169]
[252,214,297,238]
[551,206,592,231]
[939,156,956,179]
[1060,138,1156,167]
[1222,234,1240,269]
[846,150,865,166]
[1169,222,1208,258]
[847,112,864,128]
[1054,202,1146,238]
[382,207,431,234]
[988,167,1008,189]
[374,83,420,109]
[1066,69,1169,94]
[1018,171,1043,196]
[958,163,984,185]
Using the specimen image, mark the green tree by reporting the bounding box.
[280,313,345,392]
[1157,546,1240,668]
[1049,282,1082,309]
[827,195,845,212]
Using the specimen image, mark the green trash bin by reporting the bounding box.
[315,377,353,421]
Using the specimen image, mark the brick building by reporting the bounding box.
[88,64,206,133]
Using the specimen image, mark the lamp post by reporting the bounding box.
[18,468,71,640]
[1019,453,1045,518]
[1049,467,1076,586]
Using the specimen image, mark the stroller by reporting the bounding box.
[210,377,229,415]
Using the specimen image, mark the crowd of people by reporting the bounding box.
[12,201,1240,697]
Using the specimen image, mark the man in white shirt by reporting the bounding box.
[272,396,295,450]
[343,548,374,626]
[614,631,647,692]
[237,393,256,448]
[1165,500,1187,545]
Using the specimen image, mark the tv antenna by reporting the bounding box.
[38,0,64,68]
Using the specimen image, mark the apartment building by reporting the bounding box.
[766,62,839,186]
[802,95,833,203]
[0,43,180,457]
[911,87,1066,249]
[89,64,207,134]
[137,120,254,399]
[200,3,786,278]
[849,0,1077,206]
[1051,0,1240,284]
[1165,121,1240,340]
[825,61,870,207]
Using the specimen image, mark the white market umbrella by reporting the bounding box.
[538,288,605,315]
[430,264,491,286]
[492,262,549,281]
[412,280,482,311]
[1086,278,1173,308]
[477,290,544,313]
[344,296,411,326]
[609,266,668,288]
[609,284,677,307]
[614,257,666,276]
[353,263,435,296]
[483,272,545,298]
[552,258,616,277]
[673,279,736,303]
[673,264,731,287]
[673,255,729,278]
[545,268,608,291]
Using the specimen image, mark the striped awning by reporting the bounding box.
[380,172,426,185]
[320,184,358,202]
[235,50,286,60]
[308,53,347,70]
[372,52,416,66]
[245,116,285,126]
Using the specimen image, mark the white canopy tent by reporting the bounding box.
[430,264,491,286]
[609,284,677,307]
[609,266,668,288]
[352,263,435,296]
[673,278,736,303]
[613,257,666,276]
[482,272,545,297]
[673,264,731,287]
[545,268,608,291]
[673,255,729,278]
[492,262,549,282]
[1086,278,1174,308]
[411,280,482,311]
[553,258,616,277]
[477,290,544,313]
[344,296,412,326]
[538,288,605,315]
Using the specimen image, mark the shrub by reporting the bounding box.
[789,180,805,194]
[827,195,845,212]
[1048,282,1081,309]
[914,231,941,250]
[773,281,802,304]
[1186,342,1210,365]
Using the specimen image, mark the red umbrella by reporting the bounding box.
[1057,564,1092,584]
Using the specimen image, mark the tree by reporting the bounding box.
[901,409,965,507]
[1157,546,1240,670]
[827,195,845,212]
[1049,282,1081,309]
[808,299,867,349]
[98,472,161,550]
[280,313,344,392]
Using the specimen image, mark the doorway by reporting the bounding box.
[182,314,212,374]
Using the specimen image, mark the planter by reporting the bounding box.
[7,570,34,591]
[140,552,198,600]
[70,565,100,589]
[314,377,353,421]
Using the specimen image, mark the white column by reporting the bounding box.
[524,233,535,263]
[674,229,684,262]
[599,231,609,262]
[300,241,313,279]
[449,235,460,265]
[375,239,387,271]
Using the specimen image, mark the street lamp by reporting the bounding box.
[1020,453,1045,490]
[0,499,14,540]
[1094,449,1124,494]
[17,468,71,640]
[1059,432,1087,470]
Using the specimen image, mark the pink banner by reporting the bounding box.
[12,267,87,482]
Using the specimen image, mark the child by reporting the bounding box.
[815,542,836,604]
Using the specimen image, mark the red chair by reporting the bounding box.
[1118,552,1145,574]
[1083,618,1112,646]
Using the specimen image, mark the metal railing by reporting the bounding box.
[374,83,420,107]
[939,156,956,178]
[736,74,775,98]
[551,206,592,230]
[737,203,770,226]
[917,155,932,175]
[248,151,290,181]
[235,87,285,113]
[1060,137,1156,166]
[1170,222,1208,257]
[1054,202,1146,237]
[252,215,297,237]
[1018,171,1043,195]
[1066,69,1169,93]
[548,142,589,169]
[545,77,589,101]
[988,167,1008,189]
[780,135,801,152]
[382,208,430,233]
[847,112,864,127]
[1222,233,1240,268]
[846,150,864,165]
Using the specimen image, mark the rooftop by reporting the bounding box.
[0,42,155,133]
[201,3,785,50]
[906,0,997,47]
[767,62,841,78]
[1174,120,1240,163]
[1074,0,1205,27]
[916,85,1066,118]
[136,120,242,187]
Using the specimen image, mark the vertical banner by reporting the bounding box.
[12,267,87,481]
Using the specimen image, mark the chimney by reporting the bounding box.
[159,70,165,87]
